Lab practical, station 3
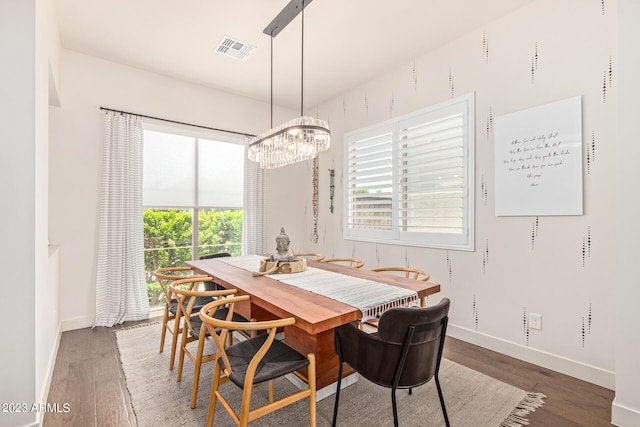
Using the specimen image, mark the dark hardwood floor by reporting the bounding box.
[44,316,614,426]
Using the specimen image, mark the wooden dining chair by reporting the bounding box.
[153,266,209,369]
[322,257,365,268]
[363,266,431,330]
[293,251,325,261]
[199,295,317,427]
[371,266,430,282]
[170,277,249,408]
[371,266,430,307]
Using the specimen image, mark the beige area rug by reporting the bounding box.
[116,322,544,426]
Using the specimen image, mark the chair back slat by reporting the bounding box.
[293,251,326,261]
[371,266,430,282]
[169,277,236,333]
[199,296,249,377]
[154,266,208,305]
[198,296,315,427]
[323,257,365,268]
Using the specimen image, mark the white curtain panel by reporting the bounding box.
[242,139,266,255]
[95,111,149,327]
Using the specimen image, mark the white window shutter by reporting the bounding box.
[344,93,474,250]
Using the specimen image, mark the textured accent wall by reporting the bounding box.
[265,0,617,388]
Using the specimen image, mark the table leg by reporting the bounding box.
[284,325,354,391]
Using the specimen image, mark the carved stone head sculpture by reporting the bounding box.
[272,227,295,262]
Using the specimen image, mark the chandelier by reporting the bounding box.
[248,0,330,169]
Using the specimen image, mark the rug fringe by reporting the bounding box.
[500,392,546,427]
[114,321,160,333]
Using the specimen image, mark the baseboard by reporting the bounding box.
[612,399,640,426]
[35,321,63,426]
[447,324,615,390]
[61,316,93,332]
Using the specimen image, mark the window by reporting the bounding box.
[344,93,474,251]
[142,125,245,307]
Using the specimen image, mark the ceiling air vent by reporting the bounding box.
[216,36,255,61]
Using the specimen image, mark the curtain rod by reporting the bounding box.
[100,106,256,138]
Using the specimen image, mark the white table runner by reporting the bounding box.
[217,255,419,321]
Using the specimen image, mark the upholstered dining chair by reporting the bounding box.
[199,295,317,427]
[322,257,365,268]
[332,298,451,427]
[154,266,209,368]
[170,277,249,408]
[200,251,231,259]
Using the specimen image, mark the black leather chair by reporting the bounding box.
[332,298,451,427]
[200,252,231,291]
[200,252,231,259]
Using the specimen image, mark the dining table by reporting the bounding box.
[185,255,441,397]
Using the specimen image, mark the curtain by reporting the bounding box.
[95,111,149,327]
[243,138,266,255]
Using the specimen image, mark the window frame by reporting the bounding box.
[142,122,246,259]
[343,93,475,251]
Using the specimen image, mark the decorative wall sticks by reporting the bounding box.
[531,42,539,84]
[448,68,455,97]
[482,31,489,64]
[582,226,592,267]
[581,304,593,348]
[473,295,479,331]
[313,156,319,243]
[603,56,613,103]
[587,130,596,174]
[328,168,335,213]
[482,239,489,274]
[481,174,488,206]
[486,107,494,138]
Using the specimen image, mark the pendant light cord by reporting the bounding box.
[270,35,274,128]
[301,5,304,117]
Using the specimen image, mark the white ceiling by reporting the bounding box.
[54,0,535,111]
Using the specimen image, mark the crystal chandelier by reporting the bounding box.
[248,0,330,169]
[247,116,330,169]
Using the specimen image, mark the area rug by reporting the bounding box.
[115,322,544,426]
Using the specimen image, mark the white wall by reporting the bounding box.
[0,0,54,426]
[0,2,37,425]
[34,0,62,424]
[613,1,640,424]
[49,50,296,330]
[267,0,619,392]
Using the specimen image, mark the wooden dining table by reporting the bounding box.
[185,257,441,394]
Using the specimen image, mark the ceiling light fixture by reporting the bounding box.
[248,0,330,169]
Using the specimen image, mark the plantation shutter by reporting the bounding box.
[398,113,465,234]
[346,125,394,238]
[396,98,471,247]
[343,93,474,250]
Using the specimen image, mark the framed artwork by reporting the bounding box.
[494,96,583,216]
